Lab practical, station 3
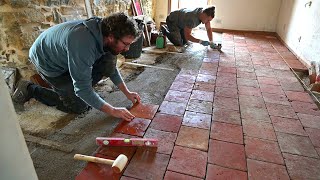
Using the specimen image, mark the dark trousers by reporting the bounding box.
[164,19,188,46]
[29,54,116,114]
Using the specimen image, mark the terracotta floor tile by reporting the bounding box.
[285,91,314,103]
[174,74,196,84]
[164,90,191,104]
[305,128,320,147]
[214,96,239,111]
[208,140,246,171]
[212,108,241,125]
[283,153,320,180]
[242,119,276,141]
[215,86,238,99]
[96,145,137,160]
[167,146,207,178]
[297,113,320,129]
[217,72,237,78]
[123,149,170,179]
[247,159,289,180]
[114,118,151,137]
[271,116,307,136]
[76,153,121,180]
[159,101,187,116]
[176,126,209,151]
[206,164,247,180]
[182,111,211,129]
[266,103,298,119]
[245,137,284,164]
[291,101,320,116]
[199,69,217,76]
[201,62,218,71]
[257,76,280,86]
[215,77,237,88]
[262,92,291,105]
[239,95,266,109]
[218,67,237,74]
[190,90,214,102]
[277,132,319,158]
[193,82,215,92]
[238,86,262,97]
[260,84,285,95]
[170,81,193,93]
[280,81,305,92]
[164,171,202,180]
[129,103,159,120]
[255,69,275,78]
[120,176,138,180]
[219,61,236,67]
[187,99,213,114]
[240,107,271,122]
[210,122,243,144]
[149,113,182,133]
[196,74,216,84]
[143,128,177,155]
[237,78,259,88]
[237,71,257,79]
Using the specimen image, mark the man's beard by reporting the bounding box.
[103,45,119,55]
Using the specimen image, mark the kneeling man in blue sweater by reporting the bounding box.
[12,12,141,121]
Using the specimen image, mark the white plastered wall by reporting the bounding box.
[276,0,320,66]
[0,73,38,180]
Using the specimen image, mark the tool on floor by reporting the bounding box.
[210,43,222,51]
[96,137,158,147]
[74,154,128,173]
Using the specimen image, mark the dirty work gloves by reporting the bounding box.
[210,42,218,49]
[199,40,210,46]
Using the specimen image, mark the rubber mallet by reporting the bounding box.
[74,154,128,173]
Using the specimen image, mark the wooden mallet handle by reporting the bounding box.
[74,154,128,173]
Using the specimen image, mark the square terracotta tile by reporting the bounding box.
[176,126,209,151]
[255,69,275,77]
[260,84,285,95]
[174,74,196,84]
[285,91,314,103]
[247,159,289,180]
[280,81,305,92]
[199,69,217,76]
[182,111,212,129]
[245,137,284,164]
[239,95,266,109]
[277,132,318,158]
[129,103,159,120]
[193,82,215,92]
[262,92,290,105]
[206,164,247,180]
[217,72,237,78]
[114,118,151,137]
[297,113,320,129]
[201,62,218,70]
[164,171,202,180]
[196,74,216,84]
[237,71,257,79]
[167,146,207,178]
[215,86,238,99]
[208,140,246,171]
[291,101,320,116]
[210,122,243,144]
[215,77,237,88]
[76,153,121,180]
[143,128,177,155]
[237,78,259,88]
[271,116,307,136]
[238,86,262,97]
[149,113,182,133]
[164,90,191,104]
[242,119,276,141]
[257,76,280,86]
[305,128,320,147]
[120,176,138,180]
[123,149,170,179]
[214,96,239,111]
[159,101,187,116]
[266,103,298,119]
[218,67,237,74]
[190,90,214,102]
[170,81,193,93]
[283,153,320,180]
[96,145,137,160]
[240,107,271,123]
[187,99,213,114]
[212,108,241,125]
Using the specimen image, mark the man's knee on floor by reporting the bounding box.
[59,96,89,114]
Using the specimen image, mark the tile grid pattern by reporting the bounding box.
[76,33,320,180]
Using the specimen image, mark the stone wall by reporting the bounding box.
[0,0,153,79]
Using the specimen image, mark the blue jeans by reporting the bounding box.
[29,54,116,114]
